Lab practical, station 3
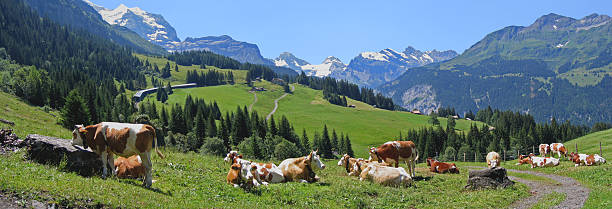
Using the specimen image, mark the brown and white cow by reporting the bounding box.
[549,143,568,160]
[72,122,164,187]
[114,155,146,179]
[529,156,560,168]
[359,163,412,187]
[227,163,243,187]
[426,157,459,174]
[278,150,325,183]
[224,151,285,186]
[368,141,419,177]
[570,152,606,167]
[538,144,550,157]
[337,154,363,176]
[486,152,501,168]
[515,154,533,165]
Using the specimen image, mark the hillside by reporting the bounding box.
[142,80,484,157]
[380,13,612,125]
[0,92,70,139]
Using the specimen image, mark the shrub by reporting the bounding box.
[274,139,299,160]
[200,137,226,156]
[442,146,457,161]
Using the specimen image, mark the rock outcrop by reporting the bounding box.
[24,134,102,177]
[465,167,514,190]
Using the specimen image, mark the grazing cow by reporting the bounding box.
[515,154,532,165]
[538,144,550,156]
[529,156,560,168]
[368,141,419,177]
[114,156,146,179]
[224,151,285,186]
[359,164,412,187]
[550,143,568,160]
[426,157,459,174]
[72,122,164,187]
[337,154,363,176]
[278,150,326,183]
[486,152,501,168]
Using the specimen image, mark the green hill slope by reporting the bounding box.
[143,82,484,157]
[0,92,70,139]
[564,128,612,158]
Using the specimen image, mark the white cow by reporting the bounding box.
[529,156,560,168]
[359,164,412,187]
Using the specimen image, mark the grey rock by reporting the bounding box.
[465,167,514,190]
[24,134,102,177]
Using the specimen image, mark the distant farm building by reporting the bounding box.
[132,83,197,102]
[251,86,266,91]
[451,115,460,119]
[348,104,356,108]
[411,109,422,115]
[272,78,286,85]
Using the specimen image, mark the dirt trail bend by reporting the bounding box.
[467,166,589,209]
[248,92,258,112]
[266,84,294,121]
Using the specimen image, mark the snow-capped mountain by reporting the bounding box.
[274,53,347,77]
[332,47,458,88]
[168,35,274,66]
[84,0,180,48]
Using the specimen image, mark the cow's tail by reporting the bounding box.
[413,146,419,162]
[149,125,165,159]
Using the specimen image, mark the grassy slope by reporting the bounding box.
[0,92,70,139]
[0,149,528,208]
[143,82,484,157]
[499,128,612,209]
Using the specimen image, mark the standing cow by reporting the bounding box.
[72,122,164,187]
[368,141,419,177]
[538,144,550,157]
[550,143,568,160]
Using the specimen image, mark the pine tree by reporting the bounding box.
[345,135,354,157]
[194,111,206,139]
[320,125,334,158]
[331,129,338,152]
[174,64,179,72]
[166,82,173,94]
[338,133,346,154]
[269,115,278,136]
[301,129,311,154]
[207,114,217,137]
[60,89,90,128]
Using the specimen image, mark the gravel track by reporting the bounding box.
[467,166,589,209]
[248,91,258,112]
[266,84,294,121]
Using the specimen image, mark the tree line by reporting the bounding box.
[136,95,354,160]
[186,70,235,86]
[294,72,397,110]
[406,106,593,162]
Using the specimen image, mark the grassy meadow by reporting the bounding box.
[143,82,485,157]
[0,91,71,139]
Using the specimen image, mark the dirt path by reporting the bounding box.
[467,166,589,209]
[248,91,258,112]
[266,84,294,121]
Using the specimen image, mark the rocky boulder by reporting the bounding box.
[24,134,102,177]
[465,167,514,190]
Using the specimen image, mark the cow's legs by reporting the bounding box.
[100,152,109,179]
[404,161,413,178]
[140,151,153,188]
[107,153,116,176]
[411,160,416,177]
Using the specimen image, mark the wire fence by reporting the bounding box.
[428,142,604,163]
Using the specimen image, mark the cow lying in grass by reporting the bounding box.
[358,163,412,187]
[515,154,532,165]
[570,152,606,167]
[114,155,146,179]
[278,150,325,183]
[224,151,284,187]
[226,162,259,188]
[337,154,363,176]
[486,152,500,168]
[529,156,560,168]
[426,157,459,174]
[72,122,164,188]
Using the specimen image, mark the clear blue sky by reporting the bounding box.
[91,0,611,64]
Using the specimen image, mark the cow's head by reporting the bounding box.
[368,147,380,162]
[224,151,240,163]
[426,157,434,167]
[337,154,349,166]
[71,124,88,149]
[449,163,460,174]
[308,150,325,170]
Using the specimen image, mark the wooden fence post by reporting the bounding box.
[532,145,535,155]
[504,150,506,162]
[454,154,456,162]
[600,142,603,156]
[464,153,466,162]
[575,144,578,153]
[475,152,477,162]
[517,149,520,159]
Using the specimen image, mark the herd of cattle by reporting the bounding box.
[515,143,607,168]
[69,122,606,188]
